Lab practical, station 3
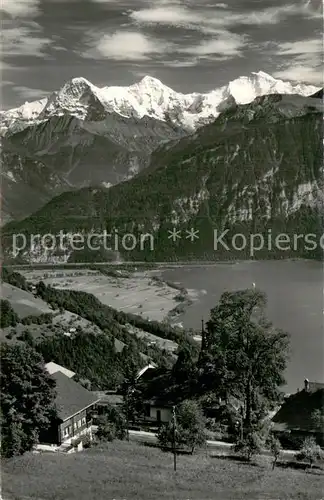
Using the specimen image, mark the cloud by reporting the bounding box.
[13,85,50,100]
[1,80,15,87]
[274,38,322,57]
[162,60,197,67]
[2,26,52,58]
[302,0,323,18]
[182,31,247,59]
[0,0,40,18]
[77,1,321,70]
[0,62,21,73]
[89,0,123,2]
[272,37,323,85]
[130,3,322,31]
[83,31,172,60]
[130,6,197,28]
[273,65,322,85]
[81,25,246,65]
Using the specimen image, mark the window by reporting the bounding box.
[74,422,78,431]
[77,419,82,428]
[63,427,69,437]
[81,417,86,426]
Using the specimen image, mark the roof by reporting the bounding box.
[93,391,123,406]
[137,366,169,386]
[52,371,100,421]
[45,361,75,379]
[98,394,123,406]
[272,384,324,432]
[138,368,192,407]
[307,381,324,393]
[136,363,157,380]
[147,398,178,408]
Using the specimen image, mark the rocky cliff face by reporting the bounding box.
[0,106,186,223]
[1,72,318,223]
[3,92,322,263]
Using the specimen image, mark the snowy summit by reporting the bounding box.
[0,71,319,136]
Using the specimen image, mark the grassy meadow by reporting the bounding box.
[2,440,323,500]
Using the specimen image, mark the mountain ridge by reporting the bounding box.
[1,71,319,136]
[2,92,323,263]
[0,72,320,224]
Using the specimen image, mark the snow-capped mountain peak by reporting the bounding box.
[252,70,276,80]
[0,71,320,136]
[40,76,103,117]
[137,75,167,89]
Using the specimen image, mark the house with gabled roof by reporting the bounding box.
[40,371,100,447]
[272,378,324,447]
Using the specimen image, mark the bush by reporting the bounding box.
[96,406,126,442]
[0,300,19,328]
[266,434,282,469]
[82,434,92,449]
[17,330,34,345]
[174,292,188,303]
[295,437,324,469]
[233,431,263,461]
[71,436,82,448]
[96,419,117,442]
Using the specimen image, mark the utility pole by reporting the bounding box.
[240,405,244,441]
[199,317,206,363]
[172,405,177,472]
[126,386,130,441]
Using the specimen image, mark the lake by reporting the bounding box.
[161,260,323,393]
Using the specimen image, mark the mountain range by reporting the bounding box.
[0,71,319,224]
[2,83,323,263]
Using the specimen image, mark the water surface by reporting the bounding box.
[161,260,323,393]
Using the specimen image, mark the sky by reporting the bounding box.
[1,0,322,110]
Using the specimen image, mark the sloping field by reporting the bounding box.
[125,323,178,352]
[22,270,184,322]
[1,283,52,317]
[2,440,323,500]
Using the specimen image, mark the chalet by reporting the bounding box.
[40,371,100,447]
[136,367,184,424]
[272,378,324,448]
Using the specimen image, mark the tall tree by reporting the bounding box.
[119,338,144,386]
[157,400,206,454]
[1,343,57,457]
[172,342,197,384]
[119,340,144,427]
[198,289,290,434]
[0,300,19,328]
